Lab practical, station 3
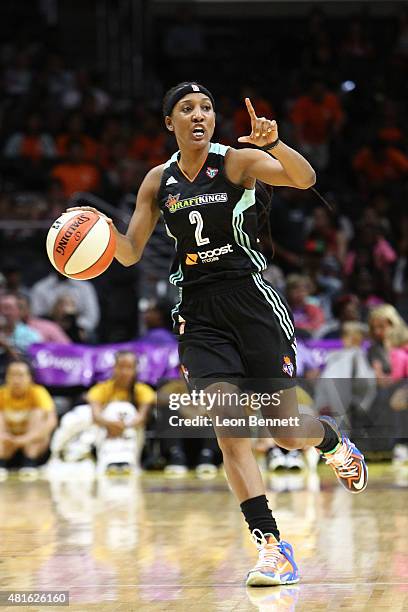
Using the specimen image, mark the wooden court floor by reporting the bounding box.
[0,463,407,612]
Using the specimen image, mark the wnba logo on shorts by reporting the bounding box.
[282,355,294,377]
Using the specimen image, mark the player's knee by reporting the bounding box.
[217,436,252,459]
[273,437,303,451]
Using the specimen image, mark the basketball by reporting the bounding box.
[46,210,116,280]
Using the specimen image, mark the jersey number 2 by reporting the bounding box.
[189,211,209,246]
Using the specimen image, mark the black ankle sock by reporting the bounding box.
[315,420,340,454]
[240,494,280,541]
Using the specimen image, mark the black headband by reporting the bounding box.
[163,83,215,117]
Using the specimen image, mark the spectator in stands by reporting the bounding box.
[350,269,385,319]
[368,304,408,382]
[46,177,67,219]
[88,351,154,435]
[98,116,125,169]
[99,137,129,172]
[141,298,174,343]
[303,31,335,75]
[319,294,362,339]
[3,112,56,163]
[286,274,325,338]
[360,204,392,240]
[269,188,308,273]
[43,53,74,101]
[0,261,30,298]
[393,218,408,321]
[0,314,20,373]
[353,138,408,190]
[394,7,408,61]
[3,50,32,98]
[49,295,86,343]
[56,112,98,161]
[390,384,408,412]
[87,351,155,473]
[377,99,404,146]
[214,95,236,146]
[305,206,348,265]
[157,374,220,478]
[370,191,394,234]
[129,114,167,167]
[104,158,145,212]
[291,79,344,170]
[50,138,101,197]
[17,295,71,344]
[30,271,100,341]
[314,322,376,423]
[60,68,110,114]
[345,223,397,301]
[0,360,57,479]
[0,294,41,354]
[368,305,408,464]
[340,19,373,64]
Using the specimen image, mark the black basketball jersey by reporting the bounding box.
[157,142,267,288]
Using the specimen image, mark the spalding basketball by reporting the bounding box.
[46,210,116,280]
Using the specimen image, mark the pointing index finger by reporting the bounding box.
[245,97,257,121]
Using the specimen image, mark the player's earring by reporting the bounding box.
[165,118,174,132]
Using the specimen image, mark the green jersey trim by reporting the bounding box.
[232,189,267,271]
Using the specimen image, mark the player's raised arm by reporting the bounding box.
[67,165,162,267]
[232,97,316,189]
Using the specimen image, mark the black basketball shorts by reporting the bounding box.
[175,273,297,392]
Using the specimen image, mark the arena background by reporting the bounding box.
[0,1,407,611]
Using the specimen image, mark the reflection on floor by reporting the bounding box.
[0,463,407,611]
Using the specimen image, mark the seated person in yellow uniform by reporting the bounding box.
[86,350,156,473]
[0,360,57,477]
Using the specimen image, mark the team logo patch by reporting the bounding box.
[206,167,218,179]
[282,355,294,377]
[165,193,180,209]
[186,253,198,265]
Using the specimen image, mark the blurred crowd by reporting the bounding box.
[0,5,407,475]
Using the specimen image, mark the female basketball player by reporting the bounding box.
[68,82,368,587]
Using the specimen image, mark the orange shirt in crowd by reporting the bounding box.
[51,162,101,197]
[353,146,408,185]
[57,134,98,161]
[291,93,344,144]
[234,98,274,138]
[128,134,167,166]
[21,136,48,161]
[378,126,403,144]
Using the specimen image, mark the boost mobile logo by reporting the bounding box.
[186,253,198,265]
[185,244,233,265]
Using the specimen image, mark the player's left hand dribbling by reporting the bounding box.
[237,97,279,147]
